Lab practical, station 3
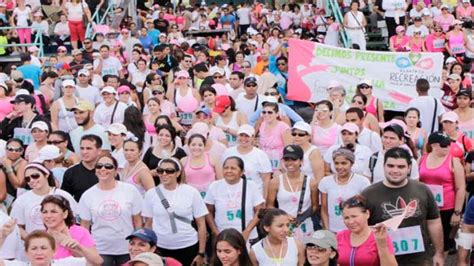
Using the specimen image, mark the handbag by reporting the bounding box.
[350,11,368,40]
[80,1,89,26]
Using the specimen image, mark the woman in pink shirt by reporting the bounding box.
[259,101,292,171]
[425,24,446,52]
[337,195,397,266]
[312,100,342,156]
[0,83,13,121]
[434,5,455,32]
[40,194,102,263]
[419,131,465,252]
[441,111,473,160]
[456,1,474,22]
[389,25,410,51]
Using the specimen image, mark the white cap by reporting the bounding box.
[292,121,311,135]
[262,96,278,105]
[441,111,459,123]
[35,145,61,163]
[359,79,372,86]
[189,122,210,137]
[211,68,225,76]
[341,122,359,134]
[101,86,116,94]
[31,121,49,131]
[15,89,30,96]
[78,69,90,76]
[62,79,75,87]
[106,123,127,135]
[237,124,255,136]
[446,57,457,64]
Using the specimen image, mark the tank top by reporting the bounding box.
[253,237,299,266]
[58,97,78,132]
[124,165,148,196]
[215,112,239,146]
[144,115,157,134]
[184,154,216,198]
[301,146,318,177]
[175,87,194,126]
[276,174,314,240]
[449,31,466,55]
[312,123,341,155]
[410,39,423,52]
[458,117,474,140]
[174,86,193,105]
[419,154,455,210]
[365,96,378,118]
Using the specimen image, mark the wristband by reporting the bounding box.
[454,210,462,216]
[4,168,13,174]
[197,252,205,257]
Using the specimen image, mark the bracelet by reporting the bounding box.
[197,252,205,257]
[454,210,462,216]
[4,168,13,174]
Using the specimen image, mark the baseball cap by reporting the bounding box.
[0,83,8,91]
[341,122,359,134]
[441,111,459,123]
[195,105,212,117]
[62,79,75,87]
[282,145,304,160]
[244,77,258,86]
[35,145,61,163]
[248,40,258,47]
[57,46,67,52]
[175,70,190,78]
[396,25,405,33]
[78,69,90,77]
[211,68,225,76]
[237,124,255,136]
[261,96,278,105]
[128,253,164,266]
[292,121,311,135]
[11,70,23,81]
[441,4,449,9]
[10,94,35,105]
[305,230,337,249]
[71,49,82,56]
[446,57,457,64]
[413,16,422,21]
[106,123,127,135]
[70,100,94,112]
[447,73,461,81]
[428,131,451,147]
[213,95,232,113]
[453,19,464,25]
[126,228,158,245]
[101,86,116,95]
[358,79,372,87]
[117,85,131,94]
[28,46,39,53]
[188,122,210,137]
[31,121,49,131]
[456,89,472,99]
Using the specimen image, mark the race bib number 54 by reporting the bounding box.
[388,225,425,255]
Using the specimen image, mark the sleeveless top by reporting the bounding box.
[175,87,194,126]
[419,154,455,210]
[253,237,299,266]
[215,112,239,146]
[123,165,148,196]
[365,96,378,118]
[449,31,466,55]
[58,97,78,132]
[174,87,193,105]
[410,38,423,52]
[312,123,341,155]
[184,154,216,198]
[346,11,365,31]
[301,145,318,177]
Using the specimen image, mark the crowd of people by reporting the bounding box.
[0,0,473,265]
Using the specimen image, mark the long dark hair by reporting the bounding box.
[123,106,146,141]
[210,228,252,266]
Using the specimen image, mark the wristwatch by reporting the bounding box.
[454,210,462,216]
[197,252,205,258]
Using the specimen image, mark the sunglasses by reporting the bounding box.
[292,132,308,137]
[213,75,224,79]
[264,92,278,96]
[340,197,364,209]
[184,60,192,63]
[306,245,328,252]
[352,100,364,104]
[359,86,371,89]
[47,140,65,145]
[262,111,274,115]
[156,168,178,175]
[283,157,299,161]
[439,142,451,148]
[152,90,164,95]
[25,173,41,182]
[95,163,115,170]
[435,29,443,32]
[6,146,23,152]
[246,84,257,87]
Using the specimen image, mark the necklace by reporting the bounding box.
[265,238,284,266]
[224,179,241,209]
[285,173,302,203]
[335,173,354,186]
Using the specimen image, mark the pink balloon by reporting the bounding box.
[212,83,229,96]
[178,96,199,113]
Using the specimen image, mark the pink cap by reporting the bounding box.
[341,122,359,134]
[396,25,405,33]
[379,119,408,133]
[117,85,131,94]
[57,46,67,52]
[441,111,459,123]
[176,70,190,78]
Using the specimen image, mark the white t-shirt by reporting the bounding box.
[4,257,86,266]
[222,147,272,194]
[324,144,372,177]
[111,148,126,170]
[78,182,143,255]
[94,57,123,77]
[93,101,128,127]
[235,94,264,119]
[406,24,429,37]
[142,184,208,249]
[318,174,370,232]
[236,7,251,25]
[362,150,419,183]
[64,1,88,22]
[70,124,111,153]
[357,128,383,153]
[13,7,31,27]
[11,188,78,233]
[0,212,22,259]
[204,179,264,239]
[408,96,445,134]
[76,85,101,106]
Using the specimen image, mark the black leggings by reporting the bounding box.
[101,254,130,266]
[158,242,199,266]
[385,16,406,39]
[439,209,456,251]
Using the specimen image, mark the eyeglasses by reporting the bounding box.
[95,163,115,170]
[435,29,443,32]
[6,146,23,152]
[414,32,421,35]
[292,132,308,137]
[264,92,278,96]
[156,168,178,175]
[25,173,41,182]
[262,111,274,115]
[152,90,164,95]
[306,245,328,252]
[47,140,65,145]
[352,100,364,104]
[213,75,224,79]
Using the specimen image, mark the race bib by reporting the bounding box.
[433,39,445,49]
[226,209,242,221]
[334,205,342,216]
[226,133,237,146]
[13,128,32,146]
[426,184,444,207]
[388,225,425,255]
[452,45,465,54]
[178,112,193,125]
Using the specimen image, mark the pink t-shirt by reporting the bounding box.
[312,123,341,155]
[259,121,290,168]
[425,34,446,52]
[53,225,95,259]
[337,229,395,266]
[434,14,455,32]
